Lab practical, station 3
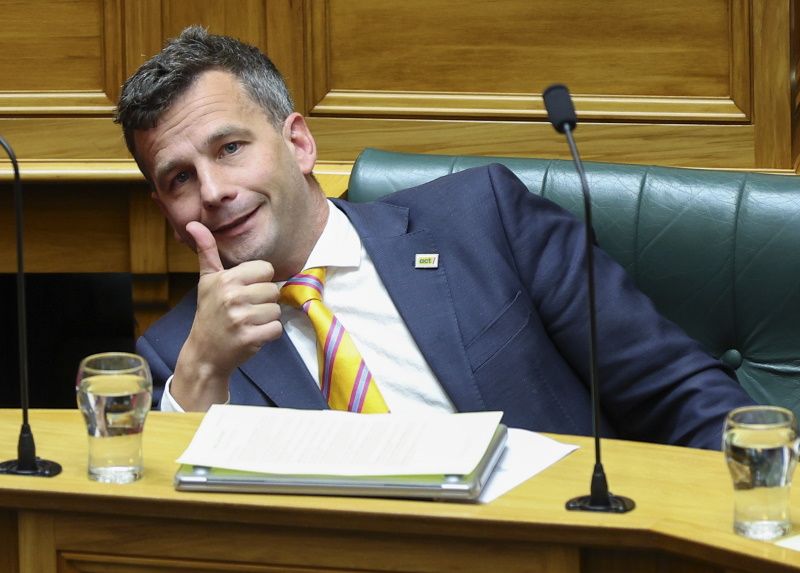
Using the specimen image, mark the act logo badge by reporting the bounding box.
[414,254,439,269]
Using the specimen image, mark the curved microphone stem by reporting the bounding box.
[0,136,61,477]
[561,125,632,511]
[541,82,634,513]
[563,124,602,467]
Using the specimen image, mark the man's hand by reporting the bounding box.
[171,221,283,411]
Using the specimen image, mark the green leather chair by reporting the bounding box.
[347,148,800,419]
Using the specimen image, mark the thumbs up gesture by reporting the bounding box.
[170,221,283,411]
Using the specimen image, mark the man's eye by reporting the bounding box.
[223,142,239,154]
[175,171,190,184]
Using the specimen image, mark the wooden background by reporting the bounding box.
[0,0,798,335]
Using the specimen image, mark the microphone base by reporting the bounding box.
[566,493,635,513]
[0,457,62,477]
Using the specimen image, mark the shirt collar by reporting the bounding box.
[300,200,361,271]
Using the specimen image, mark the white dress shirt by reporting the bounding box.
[162,200,456,414]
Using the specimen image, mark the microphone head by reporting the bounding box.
[543,84,578,134]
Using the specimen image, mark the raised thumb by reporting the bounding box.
[186,221,224,275]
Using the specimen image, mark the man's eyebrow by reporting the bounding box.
[204,124,255,147]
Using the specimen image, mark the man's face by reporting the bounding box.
[134,69,320,275]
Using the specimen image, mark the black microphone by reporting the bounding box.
[0,136,61,477]
[542,84,634,513]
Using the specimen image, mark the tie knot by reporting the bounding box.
[280,267,326,309]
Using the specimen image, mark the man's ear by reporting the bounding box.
[151,191,185,244]
[283,112,317,176]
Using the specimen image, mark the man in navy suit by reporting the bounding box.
[116,26,755,450]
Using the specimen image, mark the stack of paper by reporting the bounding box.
[174,405,579,502]
[177,405,504,476]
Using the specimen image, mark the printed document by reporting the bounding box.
[177,405,504,476]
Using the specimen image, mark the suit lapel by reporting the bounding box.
[334,199,487,412]
[238,331,328,409]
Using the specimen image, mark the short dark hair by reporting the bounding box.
[114,26,294,175]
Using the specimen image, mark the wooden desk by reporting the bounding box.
[0,409,798,573]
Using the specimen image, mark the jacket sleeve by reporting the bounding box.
[485,163,756,449]
[135,288,198,409]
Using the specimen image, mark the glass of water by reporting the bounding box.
[76,352,153,484]
[723,405,799,540]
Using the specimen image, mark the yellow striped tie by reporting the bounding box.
[279,268,389,413]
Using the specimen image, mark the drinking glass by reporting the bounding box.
[723,405,799,540]
[76,352,153,483]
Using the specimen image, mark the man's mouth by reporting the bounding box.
[212,208,257,236]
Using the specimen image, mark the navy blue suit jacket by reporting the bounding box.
[138,164,755,449]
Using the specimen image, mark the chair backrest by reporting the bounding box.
[348,148,800,418]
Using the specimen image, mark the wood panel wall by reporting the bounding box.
[0,0,797,335]
[0,0,796,172]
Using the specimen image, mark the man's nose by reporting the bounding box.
[198,164,235,208]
